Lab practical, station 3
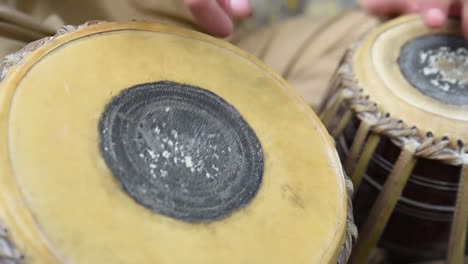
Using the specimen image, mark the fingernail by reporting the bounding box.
[424,8,446,28]
[230,0,249,14]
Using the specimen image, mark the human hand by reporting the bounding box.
[184,0,251,37]
[361,0,467,37]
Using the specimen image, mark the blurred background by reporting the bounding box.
[250,0,358,25]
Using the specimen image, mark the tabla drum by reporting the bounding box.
[0,21,353,264]
[319,15,468,263]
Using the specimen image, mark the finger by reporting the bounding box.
[463,0,468,38]
[448,1,462,16]
[215,0,251,18]
[404,0,421,13]
[420,0,452,28]
[185,0,234,37]
[361,0,418,15]
[225,0,251,18]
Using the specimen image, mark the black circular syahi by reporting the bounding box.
[399,34,468,105]
[99,81,263,222]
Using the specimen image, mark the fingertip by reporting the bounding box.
[229,0,251,17]
[423,8,447,28]
[185,0,235,37]
[201,17,234,37]
[215,21,234,37]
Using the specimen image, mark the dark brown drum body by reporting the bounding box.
[341,116,466,262]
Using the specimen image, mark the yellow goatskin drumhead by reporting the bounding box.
[0,22,346,263]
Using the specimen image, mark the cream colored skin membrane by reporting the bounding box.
[0,22,346,263]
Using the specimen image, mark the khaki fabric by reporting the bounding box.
[1,0,193,26]
[235,9,380,109]
[0,0,380,109]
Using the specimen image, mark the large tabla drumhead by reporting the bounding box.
[0,22,348,263]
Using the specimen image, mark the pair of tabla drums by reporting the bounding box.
[0,14,465,264]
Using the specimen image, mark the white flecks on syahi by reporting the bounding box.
[419,52,428,63]
[184,156,193,168]
[147,149,157,159]
[137,125,229,180]
[162,150,171,158]
[419,46,468,92]
[165,107,170,112]
[171,130,178,138]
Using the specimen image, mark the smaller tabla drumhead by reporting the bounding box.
[353,15,468,143]
[0,22,347,263]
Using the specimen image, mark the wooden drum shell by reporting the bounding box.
[340,114,466,261]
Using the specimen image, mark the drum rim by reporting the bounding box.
[0,21,348,263]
